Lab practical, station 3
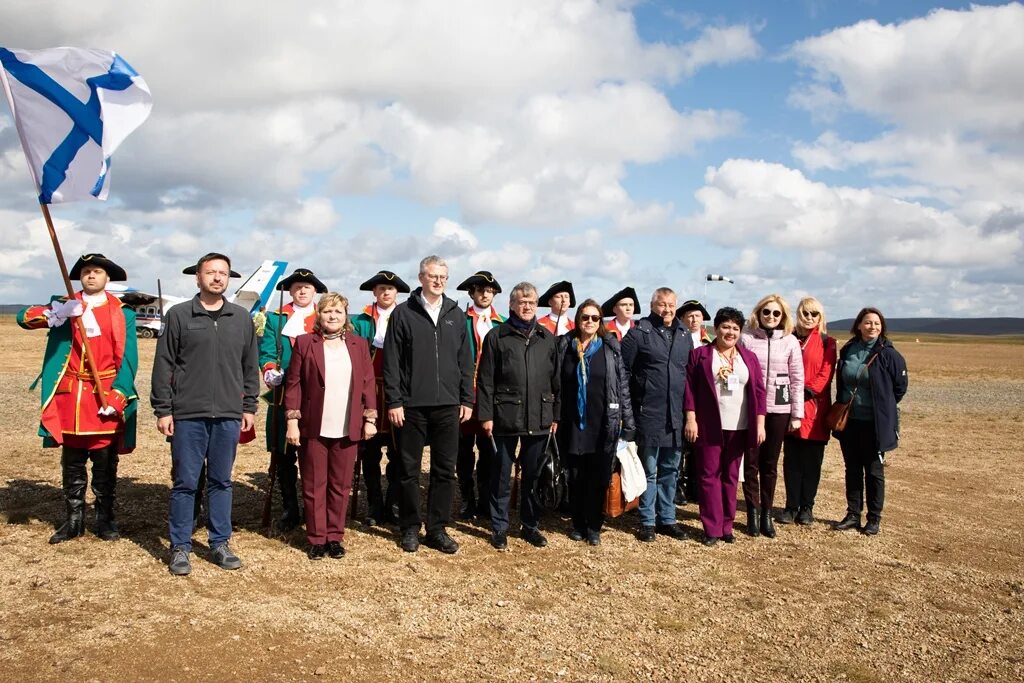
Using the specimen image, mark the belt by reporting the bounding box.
[66,368,117,382]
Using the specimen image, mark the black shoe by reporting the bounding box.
[491,532,508,551]
[674,486,688,507]
[521,528,548,548]
[586,531,601,546]
[424,530,459,554]
[637,525,656,543]
[776,508,796,525]
[278,511,301,533]
[746,509,760,537]
[835,513,861,531]
[722,534,736,544]
[796,507,814,525]
[307,544,326,560]
[760,507,776,538]
[364,516,378,528]
[326,541,346,558]
[400,529,420,553]
[656,523,687,540]
[568,529,585,542]
[862,519,880,536]
[702,536,719,547]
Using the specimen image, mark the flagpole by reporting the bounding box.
[39,202,110,410]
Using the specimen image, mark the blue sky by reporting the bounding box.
[1,1,1021,320]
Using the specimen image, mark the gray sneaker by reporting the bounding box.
[210,543,242,570]
[169,546,192,576]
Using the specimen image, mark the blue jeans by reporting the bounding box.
[639,445,681,526]
[169,418,241,551]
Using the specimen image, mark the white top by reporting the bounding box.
[472,305,495,341]
[614,319,633,338]
[712,349,750,431]
[546,312,571,335]
[420,294,442,325]
[320,342,352,438]
[372,303,395,349]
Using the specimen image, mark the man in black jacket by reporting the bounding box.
[476,282,560,551]
[152,252,260,576]
[621,287,693,543]
[383,255,474,553]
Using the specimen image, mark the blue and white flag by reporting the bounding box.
[0,46,152,204]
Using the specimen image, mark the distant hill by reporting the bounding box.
[830,317,1024,335]
[0,304,28,315]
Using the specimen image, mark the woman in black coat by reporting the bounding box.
[833,307,908,536]
[557,299,636,545]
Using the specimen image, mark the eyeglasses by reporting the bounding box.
[760,309,782,319]
[422,274,448,282]
[800,310,820,318]
[515,300,538,308]
[579,314,601,323]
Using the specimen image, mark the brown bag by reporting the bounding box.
[604,471,639,518]
[829,352,878,433]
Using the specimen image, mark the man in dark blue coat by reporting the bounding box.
[621,287,693,542]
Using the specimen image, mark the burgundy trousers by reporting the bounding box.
[299,435,358,544]
[697,429,747,539]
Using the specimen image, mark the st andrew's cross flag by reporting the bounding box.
[0,47,152,204]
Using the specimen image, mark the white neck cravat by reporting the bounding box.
[373,303,396,349]
[550,312,570,335]
[81,292,106,338]
[282,302,315,338]
[473,305,494,341]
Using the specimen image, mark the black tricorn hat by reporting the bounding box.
[70,253,127,282]
[276,268,328,293]
[182,264,242,278]
[601,286,641,318]
[677,299,710,321]
[456,270,502,293]
[359,270,411,293]
[539,280,576,308]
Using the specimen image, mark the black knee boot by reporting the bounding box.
[91,446,121,541]
[277,453,301,531]
[50,448,88,544]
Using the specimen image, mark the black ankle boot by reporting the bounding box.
[50,448,87,544]
[91,447,121,541]
[277,455,301,531]
[746,508,760,537]
[760,507,776,538]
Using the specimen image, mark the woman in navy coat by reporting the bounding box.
[684,307,766,546]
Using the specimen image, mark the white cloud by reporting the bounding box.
[257,197,339,236]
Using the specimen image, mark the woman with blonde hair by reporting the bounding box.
[285,293,377,560]
[778,297,836,526]
[739,294,804,538]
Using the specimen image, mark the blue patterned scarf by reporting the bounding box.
[573,336,603,431]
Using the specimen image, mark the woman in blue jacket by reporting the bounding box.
[833,307,908,536]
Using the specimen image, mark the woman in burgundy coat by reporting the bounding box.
[285,293,377,560]
[684,307,766,546]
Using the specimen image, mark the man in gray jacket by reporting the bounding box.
[151,252,260,576]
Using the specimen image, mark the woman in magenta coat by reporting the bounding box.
[779,297,837,526]
[285,293,377,560]
[684,307,766,546]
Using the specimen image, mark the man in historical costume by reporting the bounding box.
[153,252,260,576]
[17,254,139,545]
[675,299,713,505]
[351,270,410,527]
[537,280,575,336]
[601,286,641,342]
[454,270,505,519]
[260,268,328,532]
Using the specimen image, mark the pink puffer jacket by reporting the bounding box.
[739,328,804,417]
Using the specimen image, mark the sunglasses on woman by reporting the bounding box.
[800,310,820,318]
[579,314,602,323]
[760,308,782,318]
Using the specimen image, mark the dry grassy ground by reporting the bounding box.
[1,320,1022,682]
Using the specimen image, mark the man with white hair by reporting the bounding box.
[383,255,474,554]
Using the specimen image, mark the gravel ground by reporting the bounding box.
[1,324,1022,682]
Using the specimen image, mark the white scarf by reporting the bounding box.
[81,292,106,338]
[372,303,396,349]
[473,304,495,342]
[282,302,315,338]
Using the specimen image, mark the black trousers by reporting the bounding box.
[839,419,885,521]
[273,444,300,519]
[457,425,495,503]
[743,412,789,510]
[489,434,546,534]
[782,436,826,510]
[360,432,399,518]
[396,405,460,535]
[565,451,613,534]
